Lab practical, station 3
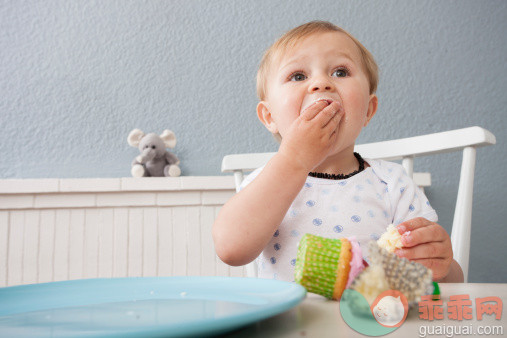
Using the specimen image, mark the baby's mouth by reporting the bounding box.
[301,97,338,114]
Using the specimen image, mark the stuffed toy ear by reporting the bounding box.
[128,129,145,147]
[160,129,177,148]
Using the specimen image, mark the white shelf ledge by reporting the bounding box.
[0,176,236,194]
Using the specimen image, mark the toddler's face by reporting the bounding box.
[258,31,377,154]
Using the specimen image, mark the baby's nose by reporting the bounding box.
[309,77,335,92]
[311,84,332,92]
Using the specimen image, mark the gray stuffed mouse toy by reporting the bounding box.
[127,129,181,177]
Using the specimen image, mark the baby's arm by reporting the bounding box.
[212,154,308,266]
[213,100,343,266]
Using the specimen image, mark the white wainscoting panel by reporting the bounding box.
[0,177,242,287]
[0,174,432,287]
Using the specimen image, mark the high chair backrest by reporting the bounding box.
[221,126,496,282]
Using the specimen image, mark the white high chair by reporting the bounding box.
[221,126,496,282]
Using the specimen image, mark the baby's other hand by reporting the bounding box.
[394,217,453,281]
[279,99,343,172]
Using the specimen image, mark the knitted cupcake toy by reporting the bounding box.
[351,241,433,307]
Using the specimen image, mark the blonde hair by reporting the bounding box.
[256,21,378,101]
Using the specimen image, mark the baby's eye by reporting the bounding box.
[289,72,306,81]
[151,145,156,149]
[332,68,348,77]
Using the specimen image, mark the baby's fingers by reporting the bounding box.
[318,101,342,128]
[324,106,343,134]
[400,224,447,248]
[397,217,431,234]
[300,100,330,121]
[395,242,448,260]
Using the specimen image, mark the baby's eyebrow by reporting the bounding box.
[335,52,355,63]
[278,58,306,73]
[327,51,355,62]
[279,52,355,72]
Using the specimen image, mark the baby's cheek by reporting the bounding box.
[280,96,299,111]
[348,90,370,116]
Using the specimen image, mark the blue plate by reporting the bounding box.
[0,277,306,337]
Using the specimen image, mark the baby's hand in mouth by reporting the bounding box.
[301,98,341,115]
[279,97,344,172]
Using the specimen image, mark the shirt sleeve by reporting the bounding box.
[238,166,264,191]
[383,161,438,225]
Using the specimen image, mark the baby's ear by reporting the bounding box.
[257,101,279,134]
[364,94,378,127]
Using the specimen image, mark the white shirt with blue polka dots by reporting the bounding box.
[239,158,438,282]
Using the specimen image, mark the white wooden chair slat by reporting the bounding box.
[221,126,496,282]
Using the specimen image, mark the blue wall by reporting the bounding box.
[1,0,506,282]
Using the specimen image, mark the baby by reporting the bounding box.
[213,21,463,283]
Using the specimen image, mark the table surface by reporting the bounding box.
[223,283,507,338]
